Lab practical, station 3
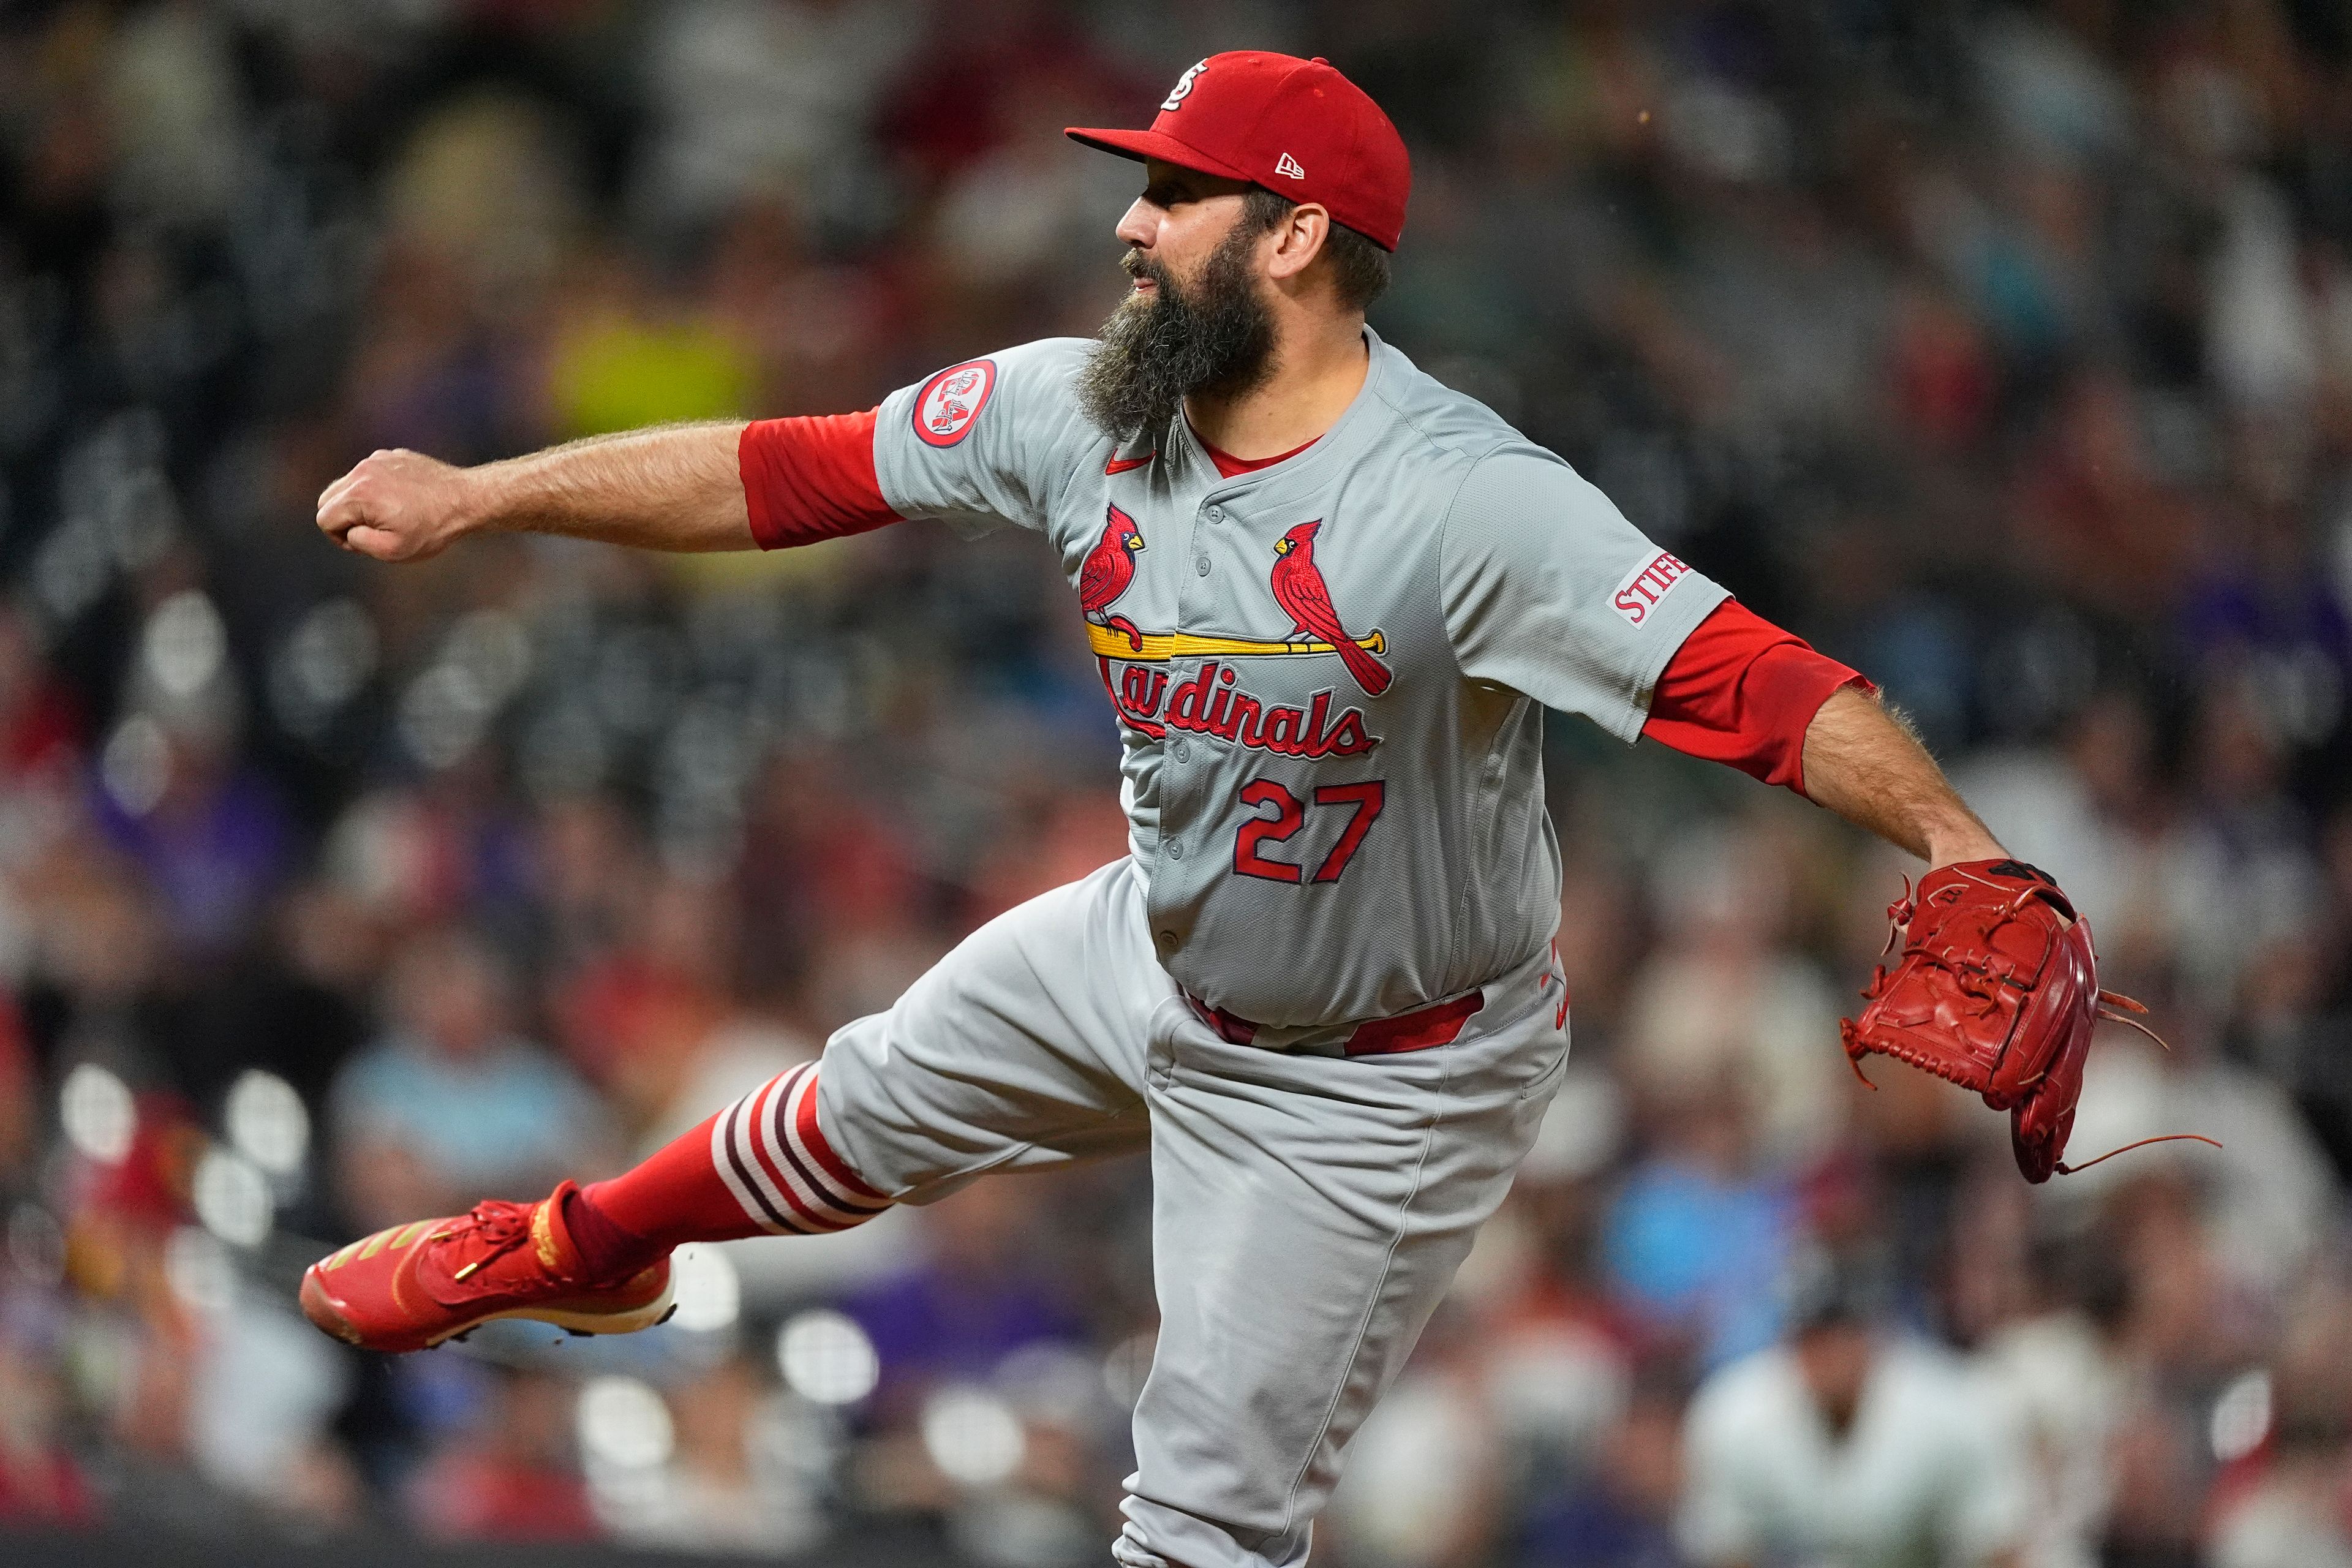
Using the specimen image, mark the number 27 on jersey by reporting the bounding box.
[1232,780,1385,884]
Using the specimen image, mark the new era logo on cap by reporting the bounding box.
[1066,51,1412,251]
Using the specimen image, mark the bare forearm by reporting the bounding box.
[463,422,753,552]
[1801,684,2004,867]
[317,421,756,562]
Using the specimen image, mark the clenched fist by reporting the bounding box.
[316,450,482,562]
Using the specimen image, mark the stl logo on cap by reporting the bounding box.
[1161,59,1208,111]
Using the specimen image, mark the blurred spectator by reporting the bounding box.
[1620,817,1847,1170]
[2008,370,2198,616]
[1602,1079,1796,1370]
[543,251,755,441]
[0,1000,36,1199]
[89,603,293,959]
[2214,1274,2352,1563]
[0,1340,96,1528]
[1678,1254,2030,1568]
[845,1180,1090,1420]
[1976,1226,2133,1568]
[2209,1405,2352,1568]
[552,872,738,1101]
[608,1353,823,1555]
[407,1365,600,1542]
[0,608,81,794]
[181,1274,359,1529]
[1324,1341,1504,1568]
[2208,1270,2352,1568]
[1518,1385,1687,1568]
[330,926,616,1230]
[632,0,923,235]
[2065,1032,2337,1301]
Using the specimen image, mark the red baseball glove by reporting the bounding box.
[1838,858,2187,1182]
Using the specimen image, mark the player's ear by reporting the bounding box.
[1264,203,1331,285]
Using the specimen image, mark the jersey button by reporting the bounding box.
[1166,840,1183,861]
[1194,556,1210,576]
[1172,741,1191,762]
[1205,505,1224,524]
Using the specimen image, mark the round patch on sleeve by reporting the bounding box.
[911,359,997,448]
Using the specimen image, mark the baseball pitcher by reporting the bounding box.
[303,52,2144,1568]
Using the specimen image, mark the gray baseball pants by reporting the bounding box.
[815,857,1569,1568]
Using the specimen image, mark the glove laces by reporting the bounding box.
[2048,1131,2225,1175]
[1869,876,2013,1017]
[2039,993,2223,1174]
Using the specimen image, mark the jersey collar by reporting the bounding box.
[1174,326,1400,507]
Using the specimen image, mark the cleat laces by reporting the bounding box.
[434,1199,542,1284]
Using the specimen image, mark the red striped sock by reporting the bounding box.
[568,1063,888,1278]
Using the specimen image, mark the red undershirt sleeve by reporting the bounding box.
[1641,599,1877,797]
[737,409,905,550]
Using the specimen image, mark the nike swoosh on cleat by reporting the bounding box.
[1104,453,1154,475]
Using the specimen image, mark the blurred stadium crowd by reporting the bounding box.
[3,1,2352,1564]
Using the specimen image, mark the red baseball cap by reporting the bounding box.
[1066,51,1410,251]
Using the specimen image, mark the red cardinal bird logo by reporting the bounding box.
[1270,520,1392,696]
[1079,503,1147,651]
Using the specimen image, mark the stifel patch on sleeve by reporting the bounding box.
[1611,549,1695,627]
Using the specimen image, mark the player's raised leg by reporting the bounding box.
[1114,944,1569,1568]
[298,1060,882,1351]
[301,857,1166,1352]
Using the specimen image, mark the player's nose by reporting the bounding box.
[1114,198,1158,251]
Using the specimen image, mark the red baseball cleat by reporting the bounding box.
[300,1180,674,1352]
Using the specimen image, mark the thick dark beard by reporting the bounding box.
[1076,222,1278,441]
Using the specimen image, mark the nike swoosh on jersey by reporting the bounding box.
[1104,452,1155,475]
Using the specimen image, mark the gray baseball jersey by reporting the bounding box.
[873,328,1728,1027]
